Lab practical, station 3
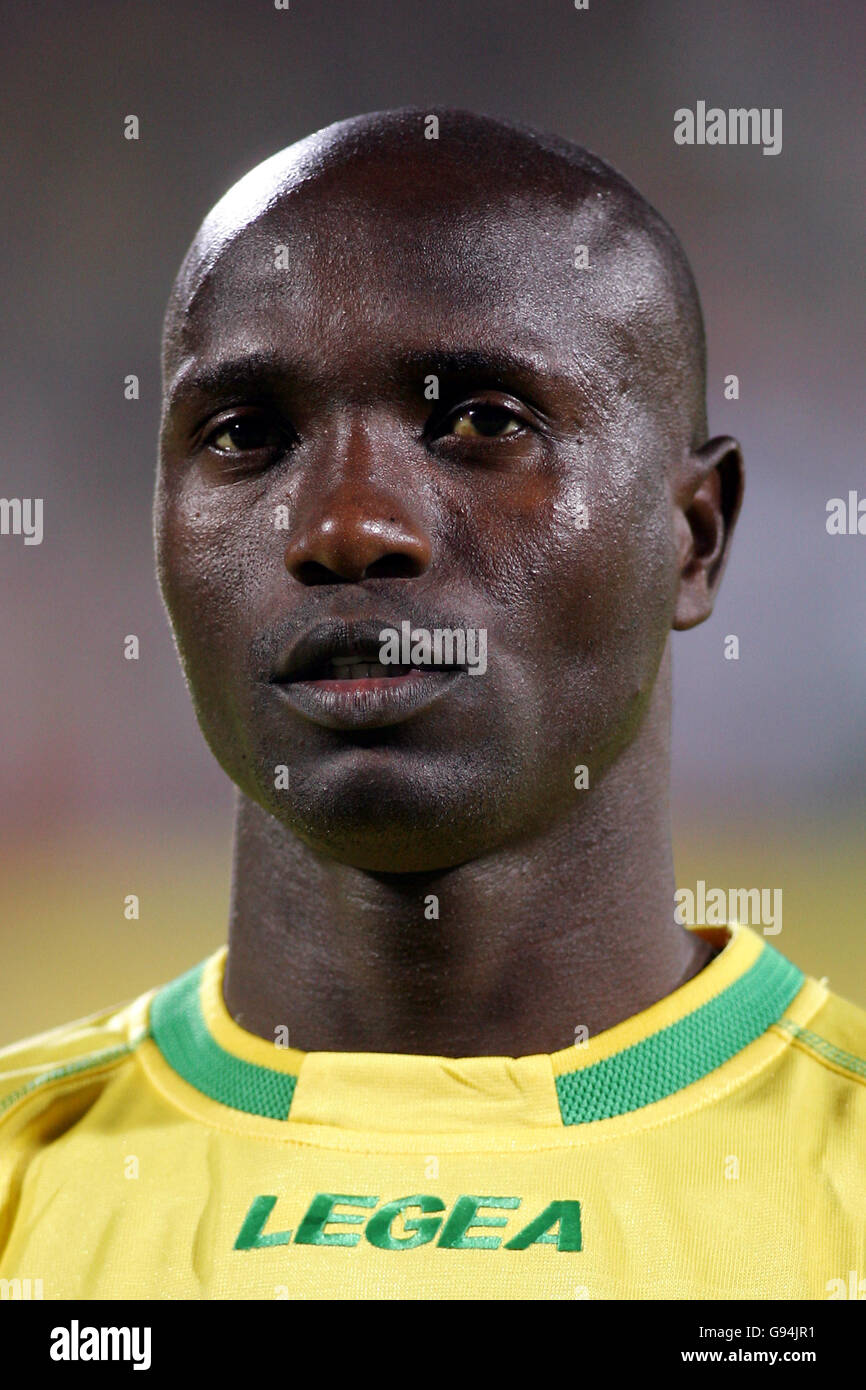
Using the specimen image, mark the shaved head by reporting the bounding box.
[155,106,740,875]
[163,107,708,447]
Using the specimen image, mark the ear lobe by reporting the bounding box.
[673,436,744,631]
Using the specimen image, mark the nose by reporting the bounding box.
[284,425,432,583]
[286,505,431,584]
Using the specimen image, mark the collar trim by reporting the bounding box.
[555,940,803,1123]
[148,927,804,1127]
[150,964,298,1120]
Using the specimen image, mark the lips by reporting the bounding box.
[269,617,467,730]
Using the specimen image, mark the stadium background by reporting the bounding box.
[1,0,863,1043]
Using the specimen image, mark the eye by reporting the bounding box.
[204,413,289,455]
[447,403,524,439]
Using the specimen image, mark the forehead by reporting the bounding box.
[165,154,679,409]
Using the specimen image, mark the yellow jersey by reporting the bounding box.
[1,922,864,1300]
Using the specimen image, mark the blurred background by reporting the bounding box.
[1,0,863,1044]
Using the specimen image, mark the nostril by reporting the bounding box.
[285,520,431,585]
[364,554,423,580]
[294,560,344,586]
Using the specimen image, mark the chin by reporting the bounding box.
[252,755,513,873]
[288,825,477,874]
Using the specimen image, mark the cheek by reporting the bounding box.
[156,483,264,674]
[156,488,280,783]
[517,466,675,691]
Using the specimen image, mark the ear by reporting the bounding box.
[672,436,744,631]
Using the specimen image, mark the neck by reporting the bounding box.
[223,657,713,1056]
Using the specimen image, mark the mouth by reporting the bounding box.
[269,620,468,730]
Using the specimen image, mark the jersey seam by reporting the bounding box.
[770,1019,866,1086]
[0,1033,147,1128]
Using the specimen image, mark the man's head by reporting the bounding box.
[155,108,742,872]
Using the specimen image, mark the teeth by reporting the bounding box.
[315,655,461,679]
[327,661,400,679]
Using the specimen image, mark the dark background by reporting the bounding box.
[1,0,863,1040]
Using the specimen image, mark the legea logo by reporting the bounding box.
[234,1192,582,1252]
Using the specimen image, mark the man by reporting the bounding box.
[1,109,863,1300]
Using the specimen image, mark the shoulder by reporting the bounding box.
[0,990,153,1128]
[776,985,866,1090]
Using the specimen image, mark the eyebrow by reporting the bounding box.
[401,347,564,387]
[165,352,299,411]
[164,343,603,417]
